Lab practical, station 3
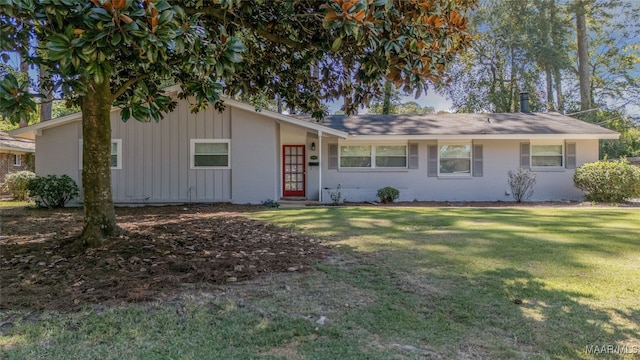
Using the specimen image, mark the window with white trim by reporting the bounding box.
[339,144,407,168]
[110,141,121,168]
[190,139,230,169]
[531,144,563,167]
[340,145,371,168]
[12,154,21,166]
[438,143,471,175]
[79,139,122,169]
[376,145,407,167]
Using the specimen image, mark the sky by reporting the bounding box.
[326,91,453,115]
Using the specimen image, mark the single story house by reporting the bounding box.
[0,132,35,194]
[10,87,618,204]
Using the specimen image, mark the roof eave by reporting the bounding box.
[220,98,348,138]
[0,145,35,153]
[9,111,85,140]
[8,89,348,140]
[344,133,620,141]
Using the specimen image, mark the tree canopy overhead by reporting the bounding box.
[0,0,477,244]
[439,0,639,117]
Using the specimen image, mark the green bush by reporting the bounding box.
[376,186,399,204]
[573,159,640,202]
[1,171,35,200]
[27,175,79,208]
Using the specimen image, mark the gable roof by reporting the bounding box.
[0,132,35,153]
[319,112,619,140]
[8,87,348,140]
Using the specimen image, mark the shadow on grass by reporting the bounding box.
[256,207,640,358]
[316,259,639,358]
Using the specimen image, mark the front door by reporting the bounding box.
[283,145,305,197]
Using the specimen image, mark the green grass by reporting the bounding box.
[2,207,639,359]
[0,199,29,208]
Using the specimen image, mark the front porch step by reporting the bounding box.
[278,199,321,207]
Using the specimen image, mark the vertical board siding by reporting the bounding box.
[169,107,179,200]
[110,97,232,203]
[152,115,163,199]
[178,102,189,200]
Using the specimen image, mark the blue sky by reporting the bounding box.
[326,91,453,114]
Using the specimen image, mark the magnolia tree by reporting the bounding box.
[0,0,476,245]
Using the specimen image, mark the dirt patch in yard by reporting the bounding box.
[0,204,330,312]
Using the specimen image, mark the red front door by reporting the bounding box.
[283,145,305,197]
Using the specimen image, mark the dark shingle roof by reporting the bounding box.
[0,132,35,152]
[317,112,618,136]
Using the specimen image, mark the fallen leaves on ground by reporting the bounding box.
[1,204,330,312]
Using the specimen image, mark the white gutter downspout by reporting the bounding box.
[318,130,323,203]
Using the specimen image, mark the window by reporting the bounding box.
[531,144,563,167]
[12,154,21,166]
[340,145,371,168]
[79,139,122,169]
[190,139,230,169]
[110,141,120,168]
[438,143,471,175]
[375,146,407,167]
[339,144,408,168]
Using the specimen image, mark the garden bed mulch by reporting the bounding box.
[0,204,330,312]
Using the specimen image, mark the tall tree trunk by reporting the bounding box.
[509,47,517,112]
[19,54,29,128]
[40,65,52,122]
[80,79,118,246]
[554,66,564,113]
[575,1,591,111]
[382,81,393,114]
[550,0,564,113]
[545,66,554,111]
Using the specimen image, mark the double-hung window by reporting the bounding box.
[190,139,230,169]
[12,154,21,166]
[521,142,575,169]
[375,146,407,167]
[340,145,371,168]
[110,141,121,168]
[339,144,407,169]
[531,144,563,167]
[438,143,471,175]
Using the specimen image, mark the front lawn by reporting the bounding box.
[254,207,640,359]
[2,206,639,359]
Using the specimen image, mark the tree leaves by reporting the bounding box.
[1,0,477,122]
[0,73,38,125]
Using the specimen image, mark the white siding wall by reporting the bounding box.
[35,98,281,204]
[110,100,232,203]
[36,122,82,186]
[321,139,599,202]
[34,104,603,205]
[230,108,279,204]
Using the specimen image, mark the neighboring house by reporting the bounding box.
[10,87,618,204]
[0,132,35,195]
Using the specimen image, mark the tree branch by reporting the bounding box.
[111,73,152,101]
[186,6,308,51]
